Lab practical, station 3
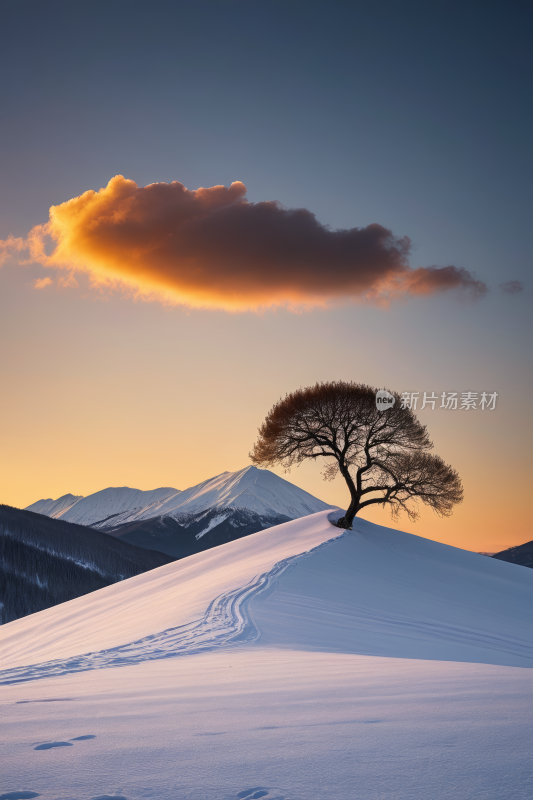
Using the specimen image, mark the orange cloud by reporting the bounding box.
[33,276,53,289]
[57,273,79,289]
[0,234,25,266]
[7,176,488,310]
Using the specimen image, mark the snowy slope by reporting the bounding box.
[0,511,340,672]
[252,517,533,664]
[1,512,533,800]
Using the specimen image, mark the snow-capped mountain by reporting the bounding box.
[93,466,331,526]
[26,486,180,527]
[26,466,335,557]
[26,492,83,518]
[135,465,329,520]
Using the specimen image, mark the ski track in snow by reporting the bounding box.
[316,602,533,660]
[0,533,348,686]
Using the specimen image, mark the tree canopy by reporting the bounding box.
[250,381,463,529]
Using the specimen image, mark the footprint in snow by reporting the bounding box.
[90,796,128,800]
[0,793,41,800]
[33,735,96,749]
[34,742,73,750]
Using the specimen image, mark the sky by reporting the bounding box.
[0,0,531,552]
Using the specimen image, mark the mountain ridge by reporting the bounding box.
[26,467,332,527]
[25,467,336,557]
[26,486,181,527]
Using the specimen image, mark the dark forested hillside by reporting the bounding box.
[0,504,175,624]
[492,540,533,570]
[103,507,291,558]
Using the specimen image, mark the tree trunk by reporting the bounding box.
[335,462,360,529]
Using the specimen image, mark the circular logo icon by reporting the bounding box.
[375,389,395,411]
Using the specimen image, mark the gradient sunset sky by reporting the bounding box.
[1,0,531,552]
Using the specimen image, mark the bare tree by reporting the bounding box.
[250,381,463,529]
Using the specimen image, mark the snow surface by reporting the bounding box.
[25,466,333,529]
[2,651,532,800]
[1,511,532,799]
[252,517,533,666]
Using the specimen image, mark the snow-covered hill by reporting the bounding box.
[3,511,532,673]
[1,512,532,799]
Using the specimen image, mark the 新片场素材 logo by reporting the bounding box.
[400,391,498,411]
